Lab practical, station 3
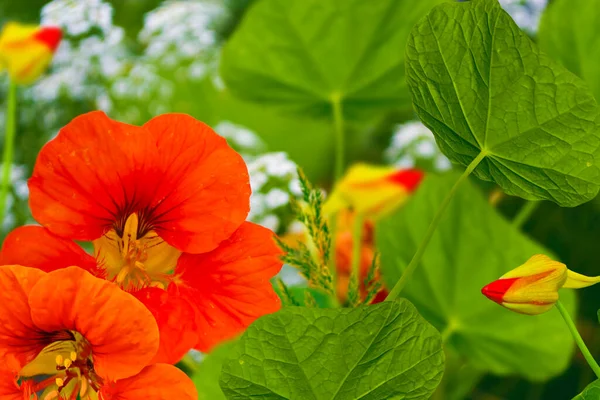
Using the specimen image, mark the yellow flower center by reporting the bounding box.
[94,213,181,291]
[19,332,101,400]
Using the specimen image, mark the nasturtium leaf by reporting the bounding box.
[192,341,237,400]
[219,301,444,400]
[405,0,600,207]
[574,380,600,400]
[376,174,576,380]
[220,0,443,118]
[538,0,600,102]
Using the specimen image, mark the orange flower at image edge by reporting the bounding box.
[1,111,283,364]
[0,22,62,84]
[0,266,196,400]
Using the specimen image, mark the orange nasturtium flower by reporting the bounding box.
[1,111,282,364]
[0,22,62,85]
[283,164,423,303]
[0,265,197,400]
[323,163,423,219]
[327,166,423,303]
[482,254,600,315]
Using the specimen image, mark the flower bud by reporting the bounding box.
[323,164,423,219]
[482,254,600,315]
[0,22,62,85]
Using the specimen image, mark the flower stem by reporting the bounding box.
[512,200,539,229]
[386,151,487,301]
[328,93,345,295]
[331,93,345,181]
[555,300,600,378]
[350,213,364,302]
[0,81,17,229]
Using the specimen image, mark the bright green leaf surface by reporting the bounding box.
[406,0,600,207]
[376,174,576,380]
[538,0,600,102]
[193,341,237,400]
[221,0,443,119]
[573,380,600,400]
[219,301,444,400]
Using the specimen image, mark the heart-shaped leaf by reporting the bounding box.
[376,173,576,380]
[573,379,600,400]
[221,0,443,119]
[406,0,600,207]
[219,300,444,399]
[539,0,600,102]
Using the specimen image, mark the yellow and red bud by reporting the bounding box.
[0,22,62,85]
[323,164,423,219]
[482,254,600,315]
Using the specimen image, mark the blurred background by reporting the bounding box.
[1,0,598,399]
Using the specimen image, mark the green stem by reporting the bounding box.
[350,213,364,300]
[555,300,600,378]
[386,151,487,301]
[0,81,17,228]
[331,93,345,181]
[512,200,539,229]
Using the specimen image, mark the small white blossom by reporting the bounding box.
[499,0,548,32]
[385,121,451,171]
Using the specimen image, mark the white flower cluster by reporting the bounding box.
[499,0,547,33]
[34,0,128,109]
[385,121,451,172]
[139,0,222,80]
[214,121,266,157]
[246,152,302,232]
[2,164,31,230]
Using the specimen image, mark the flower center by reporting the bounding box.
[19,332,102,400]
[94,213,181,291]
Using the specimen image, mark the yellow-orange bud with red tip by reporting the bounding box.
[0,22,62,85]
[482,254,600,315]
[323,164,424,219]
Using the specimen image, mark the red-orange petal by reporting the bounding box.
[143,113,250,253]
[34,26,62,51]
[29,111,152,240]
[173,222,282,352]
[0,225,100,275]
[387,168,424,192]
[28,267,159,381]
[99,364,197,400]
[481,278,519,304]
[29,111,250,254]
[0,265,47,368]
[0,370,22,400]
[131,288,199,365]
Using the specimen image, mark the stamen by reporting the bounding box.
[150,281,165,290]
[44,390,59,400]
[56,377,65,387]
[80,377,89,397]
[63,358,72,369]
[55,354,64,366]
[70,351,77,362]
[122,213,140,259]
[116,265,131,284]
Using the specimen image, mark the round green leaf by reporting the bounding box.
[406,0,600,207]
[219,301,444,399]
[220,0,443,119]
[538,0,600,102]
[376,173,576,380]
[574,380,600,400]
